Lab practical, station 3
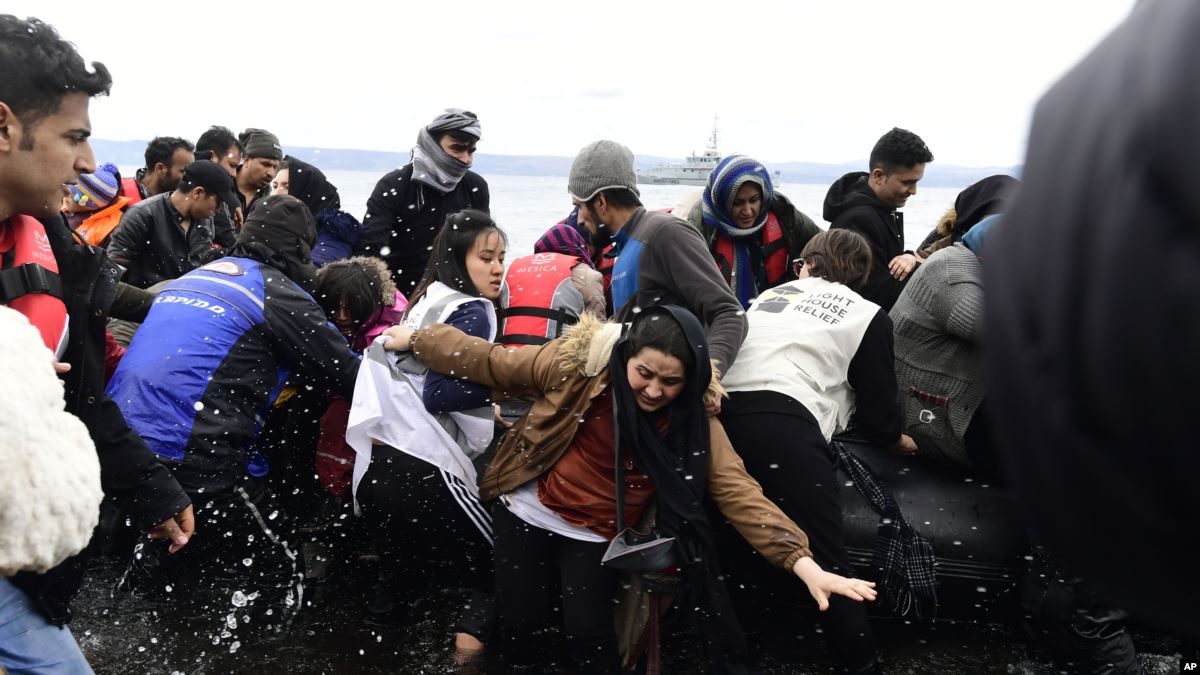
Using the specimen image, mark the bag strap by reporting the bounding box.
[613,392,625,533]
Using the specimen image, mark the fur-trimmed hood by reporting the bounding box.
[557,312,726,402]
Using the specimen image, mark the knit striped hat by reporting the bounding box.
[702,154,774,233]
[69,163,120,210]
[535,221,594,267]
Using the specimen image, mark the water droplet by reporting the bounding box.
[231,590,248,607]
[193,401,204,411]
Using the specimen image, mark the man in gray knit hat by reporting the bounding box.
[236,127,283,214]
[569,140,748,391]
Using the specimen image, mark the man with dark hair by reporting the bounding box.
[236,127,283,213]
[568,139,747,383]
[355,108,490,292]
[108,159,238,288]
[823,127,934,310]
[196,124,243,176]
[0,14,192,671]
[111,194,360,644]
[123,135,195,201]
[196,125,245,244]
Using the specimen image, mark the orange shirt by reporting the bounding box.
[537,389,660,539]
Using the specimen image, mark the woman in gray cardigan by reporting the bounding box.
[890,208,1003,470]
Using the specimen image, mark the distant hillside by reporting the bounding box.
[90,139,1017,188]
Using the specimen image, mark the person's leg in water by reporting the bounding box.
[1022,543,1141,674]
[556,532,620,673]
[493,501,561,671]
[356,445,496,659]
[721,392,881,674]
[0,578,94,675]
[122,478,303,648]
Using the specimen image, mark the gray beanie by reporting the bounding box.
[568,140,640,202]
[241,128,283,160]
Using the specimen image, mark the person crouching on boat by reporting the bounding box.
[890,178,1016,474]
[348,209,504,663]
[379,304,876,674]
[686,154,822,309]
[719,229,917,673]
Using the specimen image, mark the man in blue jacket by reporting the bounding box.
[109,195,360,644]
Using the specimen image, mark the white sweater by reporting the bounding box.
[0,305,102,576]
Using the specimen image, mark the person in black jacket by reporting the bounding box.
[112,195,360,645]
[107,159,239,288]
[0,14,192,671]
[355,108,490,293]
[987,0,1200,644]
[824,127,933,311]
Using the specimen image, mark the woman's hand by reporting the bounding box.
[380,325,415,351]
[792,556,877,610]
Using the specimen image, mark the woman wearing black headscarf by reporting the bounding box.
[915,174,1018,258]
[381,305,875,674]
[271,156,363,266]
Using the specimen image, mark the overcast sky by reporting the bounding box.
[11,0,1134,167]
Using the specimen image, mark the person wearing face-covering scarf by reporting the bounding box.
[107,195,362,644]
[355,109,490,293]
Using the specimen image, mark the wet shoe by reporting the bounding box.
[364,572,407,624]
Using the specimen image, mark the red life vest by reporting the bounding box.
[712,211,789,288]
[596,244,616,316]
[120,177,144,205]
[498,252,584,347]
[0,215,69,356]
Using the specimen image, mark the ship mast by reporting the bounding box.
[707,115,719,151]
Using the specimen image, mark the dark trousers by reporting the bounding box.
[492,501,621,674]
[1022,544,1141,674]
[721,391,879,672]
[122,478,303,644]
[356,445,496,640]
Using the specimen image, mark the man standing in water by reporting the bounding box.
[355,109,490,293]
[824,127,933,311]
[568,139,747,383]
[0,14,193,671]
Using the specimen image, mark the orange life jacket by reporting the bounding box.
[498,252,584,347]
[120,177,144,205]
[0,215,69,356]
[73,196,133,248]
[712,211,789,288]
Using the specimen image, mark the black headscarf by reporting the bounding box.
[953,174,1019,235]
[284,156,341,215]
[229,194,318,295]
[608,305,753,674]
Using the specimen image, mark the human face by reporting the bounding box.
[183,187,220,220]
[573,197,613,251]
[0,92,96,218]
[626,347,686,413]
[466,230,505,300]
[242,156,280,190]
[871,163,925,209]
[439,134,477,167]
[157,147,194,195]
[333,297,357,339]
[216,145,242,177]
[729,182,763,228]
[271,168,290,196]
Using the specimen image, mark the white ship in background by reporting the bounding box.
[636,117,783,187]
[637,118,723,186]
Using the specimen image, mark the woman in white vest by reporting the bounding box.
[719,229,916,674]
[347,209,504,662]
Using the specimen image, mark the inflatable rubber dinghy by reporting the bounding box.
[833,434,1028,621]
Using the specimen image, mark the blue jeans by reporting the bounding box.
[0,578,93,674]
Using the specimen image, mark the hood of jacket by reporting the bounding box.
[822,171,889,222]
[557,312,725,401]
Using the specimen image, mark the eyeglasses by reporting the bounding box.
[792,258,808,276]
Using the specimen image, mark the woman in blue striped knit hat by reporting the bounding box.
[685,155,821,308]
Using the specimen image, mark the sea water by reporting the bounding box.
[325,170,963,261]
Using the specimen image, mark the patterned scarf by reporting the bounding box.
[701,155,774,308]
[411,109,481,194]
[535,221,594,268]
